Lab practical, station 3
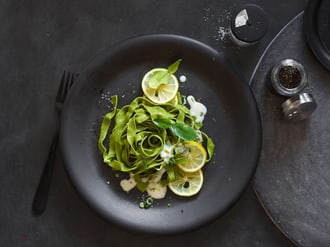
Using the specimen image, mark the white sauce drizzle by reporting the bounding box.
[160,143,174,164]
[187,95,207,123]
[119,169,167,199]
[146,168,167,199]
[120,174,137,192]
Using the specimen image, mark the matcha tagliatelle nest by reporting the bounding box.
[97,95,214,193]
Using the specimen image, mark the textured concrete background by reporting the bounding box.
[0,0,304,246]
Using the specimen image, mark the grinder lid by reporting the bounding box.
[304,0,330,70]
[230,4,269,43]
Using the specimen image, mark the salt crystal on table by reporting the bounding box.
[179,75,187,83]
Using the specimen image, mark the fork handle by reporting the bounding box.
[32,132,59,215]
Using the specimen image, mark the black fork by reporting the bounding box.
[32,71,77,215]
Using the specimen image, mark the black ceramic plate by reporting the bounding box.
[304,0,330,70]
[60,34,262,234]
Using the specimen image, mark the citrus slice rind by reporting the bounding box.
[168,169,203,197]
[167,93,179,105]
[142,68,179,104]
[176,141,207,173]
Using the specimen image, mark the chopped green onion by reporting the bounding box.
[146,197,154,206]
[139,196,154,209]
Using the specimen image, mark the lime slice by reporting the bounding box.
[168,169,203,197]
[142,68,179,104]
[168,93,180,105]
[176,141,207,173]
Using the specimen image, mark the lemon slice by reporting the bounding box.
[168,169,203,197]
[142,68,179,104]
[176,141,207,173]
[168,93,179,105]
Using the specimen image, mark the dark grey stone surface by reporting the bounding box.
[252,13,330,247]
[0,0,305,246]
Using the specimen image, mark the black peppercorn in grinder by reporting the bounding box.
[270,59,308,97]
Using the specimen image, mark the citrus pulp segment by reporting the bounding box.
[168,169,204,197]
[142,68,179,104]
[176,141,207,173]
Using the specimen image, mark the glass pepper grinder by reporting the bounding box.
[270,59,317,120]
[270,59,308,96]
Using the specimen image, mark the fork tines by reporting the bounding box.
[56,71,78,103]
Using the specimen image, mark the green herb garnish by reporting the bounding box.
[139,197,154,209]
[153,118,197,141]
[148,59,182,89]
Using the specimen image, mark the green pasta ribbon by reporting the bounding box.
[98,95,215,187]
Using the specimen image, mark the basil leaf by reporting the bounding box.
[154,119,197,141]
[153,118,172,129]
[148,59,182,89]
[201,132,215,162]
[169,123,197,141]
[167,59,182,74]
[148,70,170,89]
